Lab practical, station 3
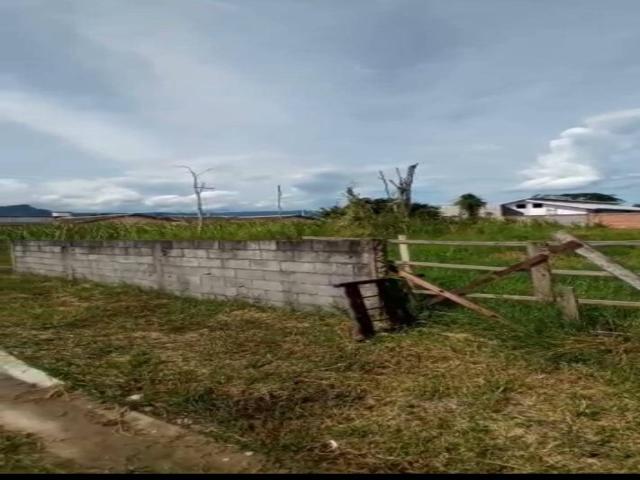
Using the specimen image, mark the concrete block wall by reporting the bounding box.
[11,239,386,310]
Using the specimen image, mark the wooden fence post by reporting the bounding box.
[557,286,581,323]
[527,242,554,302]
[397,234,413,273]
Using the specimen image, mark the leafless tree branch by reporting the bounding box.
[378,171,392,199]
[176,165,215,231]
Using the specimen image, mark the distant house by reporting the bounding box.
[500,197,640,228]
[501,197,640,217]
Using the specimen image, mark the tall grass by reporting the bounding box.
[1,217,640,243]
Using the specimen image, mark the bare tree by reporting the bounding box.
[379,163,419,213]
[177,165,215,231]
[378,171,392,199]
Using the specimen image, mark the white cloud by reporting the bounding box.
[145,190,239,208]
[519,108,640,190]
[0,178,28,193]
[37,179,144,209]
[0,90,165,162]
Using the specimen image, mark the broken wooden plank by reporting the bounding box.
[342,283,375,340]
[554,232,640,292]
[398,271,502,320]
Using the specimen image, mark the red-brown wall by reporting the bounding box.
[589,213,640,229]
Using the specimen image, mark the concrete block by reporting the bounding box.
[167,257,201,267]
[280,261,315,273]
[262,270,294,282]
[260,250,295,261]
[224,277,250,288]
[40,246,63,253]
[231,250,263,260]
[330,274,359,285]
[289,272,333,285]
[236,269,265,280]
[221,287,239,297]
[293,251,331,263]
[328,253,361,264]
[290,283,338,297]
[277,240,316,252]
[219,240,249,251]
[201,276,227,290]
[115,256,155,265]
[195,258,223,268]
[249,289,287,303]
[257,240,278,250]
[296,293,335,307]
[314,263,354,275]
[245,241,266,250]
[251,279,285,292]
[353,264,374,277]
[206,250,240,259]
[249,259,280,271]
[166,249,184,257]
[203,268,237,278]
[223,259,251,269]
[183,249,208,258]
[124,247,153,256]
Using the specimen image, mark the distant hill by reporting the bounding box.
[147,210,318,218]
[0,204,52,217]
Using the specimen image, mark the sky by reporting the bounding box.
[1,0,640,212]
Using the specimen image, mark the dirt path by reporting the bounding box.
[0,373,264,473]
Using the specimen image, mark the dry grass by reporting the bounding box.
[0,428,77,473]
[4,272,640,472]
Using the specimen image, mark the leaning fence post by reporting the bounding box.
[557,286,581,323]
[527,242,554,302]
[397,234,413,273]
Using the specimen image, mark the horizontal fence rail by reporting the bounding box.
[390,239,640,247]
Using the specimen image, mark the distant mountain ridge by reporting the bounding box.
[0,204,316,218]
[0,204,52,217]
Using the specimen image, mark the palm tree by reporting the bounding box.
[454,193,487,219]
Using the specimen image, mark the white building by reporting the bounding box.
[501,198,640,217]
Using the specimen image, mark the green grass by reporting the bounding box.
[2,218,640,471]
[1,217,640,243]
[0,241,10,267]
[4,271,640,472]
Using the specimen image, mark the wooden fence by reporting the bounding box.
[390,234,640,312]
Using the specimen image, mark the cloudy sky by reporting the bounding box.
[1,0,640,212]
